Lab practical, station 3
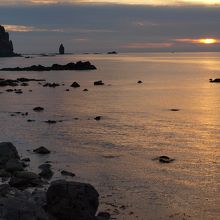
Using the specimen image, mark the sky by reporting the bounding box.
[0,0,220,53]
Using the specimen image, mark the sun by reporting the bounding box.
[199,38,217,44]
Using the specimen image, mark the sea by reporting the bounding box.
[0,52,219,220]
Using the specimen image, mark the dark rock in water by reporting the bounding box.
[0,61,97,71]
[27,119,36,122]
[0,25,19,57]
[33,146,50,154]
[170,109,180,111]
[46,180,99,220]
[6,89,14,92]
[20,82,29,86]
[71,81,80,88]
[33,106,44,112]
[83,88,88,91]
[97,212,111,220]
[5,159,24,172]
[61,170,75,177]
[94,116,102,121]
[0,188,48,220]
[107,51,117,54]
[21,157,30,162]
[66,89,70,91]
[9,171,43,188]
[43,82,60,88]
[153,156,175,163]
[94,80,104,86]
[44,120,57,124]
[137,80,143,84]
[17,77,45,82]
[209,78,220,83]
[39,164,53,180]
[14,89,23,94]
[59,43,65,55]
[0,142,20,166]
[0,79,18,87]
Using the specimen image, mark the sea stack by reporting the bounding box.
[0,25,16,57]
[59,43,65,55]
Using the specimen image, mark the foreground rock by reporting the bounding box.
[0,61,97,71]
[0,78,45,87]
[46,180,99,220]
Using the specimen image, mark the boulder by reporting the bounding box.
[9,171,43,188]
[61,170,75,177]
[5,159,24,172]
[0,142,20,166]
[46,180,99,220]
[39,164,53,180]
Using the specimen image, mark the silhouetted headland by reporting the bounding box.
[0,61,97,71]
[0,25,20,57]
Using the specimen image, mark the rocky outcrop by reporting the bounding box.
[0,25,18,57]
[46,180,99,220]
[0,61,97,71]
[59,44,65,55]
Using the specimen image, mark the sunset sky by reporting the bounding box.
[0,0,220,53]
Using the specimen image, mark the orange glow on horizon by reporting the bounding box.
[174,38,220,44]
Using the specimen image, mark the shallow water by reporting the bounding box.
[0,52,219,220]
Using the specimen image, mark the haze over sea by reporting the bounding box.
[0,52,219,220]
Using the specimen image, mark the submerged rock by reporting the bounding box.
[61,170,75,177]
[153,156,175,163]
[33,146,50,154]
[46,180,99,220]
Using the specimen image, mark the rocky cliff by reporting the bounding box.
[0,25,17,57]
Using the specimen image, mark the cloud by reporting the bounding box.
[121,42,173,49]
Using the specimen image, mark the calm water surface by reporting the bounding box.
[0,52,219,220]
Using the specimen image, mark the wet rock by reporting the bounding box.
[170,109,180,111]
[20,82,29,86]
[46,180,99,220]
[21,157,30,162]
[43,82,60,88]
[5,159,24,172]
[0,61,96,71]
[137,80,143,84]
[96,212,111,220]
[39,164,53,180]
[209,78,220,83]
[94,116,102,121]
[0,79,18,87]
[0,189,49,220]
[9,171,43,188]
[16,77,45,82]
[44,120,57,124]
[33,146,50,154]
[71,81,80,88]
[14,89,23,94]
[27,119,36,122]
[83,88,88,91]
[61,170,75,177]
[94,80,104,86]
[0,169,11,177]
[33,106,44,112]
[153,156,175,163]
[107,51,117,54]
[0,142,20,166]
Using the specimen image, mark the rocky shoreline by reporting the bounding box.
[0,142,110,220]
[0,61,96,71]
